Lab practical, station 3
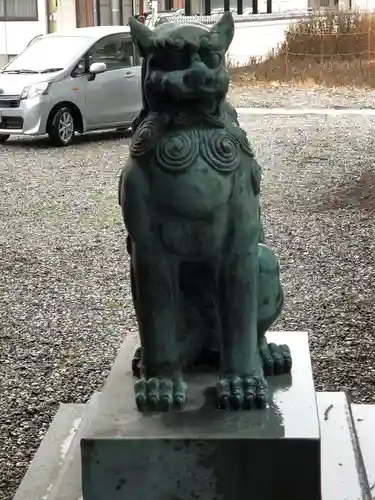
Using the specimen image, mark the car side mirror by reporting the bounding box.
[88,62,107,80]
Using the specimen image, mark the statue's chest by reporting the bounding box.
[152,128,242,175]
[152,159,232,218]
[152,129,240,215]
[131,126,245,173]
[130,125,254,216]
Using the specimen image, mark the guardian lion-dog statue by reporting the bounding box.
[118,12,291,412]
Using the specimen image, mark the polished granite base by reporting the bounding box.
[13,332,373,500]
[80,332,321,500]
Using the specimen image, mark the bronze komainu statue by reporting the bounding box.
[118,12,291,412]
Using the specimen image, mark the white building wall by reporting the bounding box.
[352,0,375,9]
[0,0,47,65]
[228,17,301,65]
[56,0,77,31]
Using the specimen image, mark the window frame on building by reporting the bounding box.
[0,0,38,22]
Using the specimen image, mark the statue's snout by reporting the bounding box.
[183,69,206,88]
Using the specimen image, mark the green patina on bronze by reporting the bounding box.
[118,12,291,412]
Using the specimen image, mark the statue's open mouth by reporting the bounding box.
[157,71,228,100]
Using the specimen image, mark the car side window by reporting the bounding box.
[72,56,87,77]
[88,34,135,71]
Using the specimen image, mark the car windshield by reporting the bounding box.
[3,36,91,74]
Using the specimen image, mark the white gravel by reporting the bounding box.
[245,113,375,408]
[228,84,375,109]
[1,89,375,499]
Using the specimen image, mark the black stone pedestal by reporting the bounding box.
[82,437,320,500]
[80,332,321,500]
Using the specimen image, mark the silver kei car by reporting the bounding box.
[0,26,142,146]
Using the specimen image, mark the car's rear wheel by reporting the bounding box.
[48,107,75,147]
[0,134,10,143]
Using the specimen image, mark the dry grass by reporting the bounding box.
[229,10,375,88]
[317,171,375,210]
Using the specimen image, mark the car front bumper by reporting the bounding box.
[0,94,51,136]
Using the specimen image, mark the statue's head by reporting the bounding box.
[128,13,234,113]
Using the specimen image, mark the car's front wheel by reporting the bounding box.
[0,134,10,143]
[48,107,75,147]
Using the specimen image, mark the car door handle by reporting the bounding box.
[123,72,135,79]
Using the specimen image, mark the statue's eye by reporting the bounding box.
[200,51,222,69]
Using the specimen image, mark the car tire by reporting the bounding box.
[0,134,10,143]
[48,107,75,147]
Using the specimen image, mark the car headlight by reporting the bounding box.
[21,81,50,100]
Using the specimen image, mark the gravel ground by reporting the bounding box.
[0,131,134,499]
[228,84,375,109]
[1,110,375,499]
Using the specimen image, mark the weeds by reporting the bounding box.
[229,10,375,88]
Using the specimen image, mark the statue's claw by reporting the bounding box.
[134,377,187,412]
[216,375,268,410]
[259,341,292,376]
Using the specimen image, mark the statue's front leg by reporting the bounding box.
[217,237,267,410]
[132,245,187,412]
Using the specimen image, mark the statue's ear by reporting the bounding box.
[128,17,153,58]
[210,11,234,52]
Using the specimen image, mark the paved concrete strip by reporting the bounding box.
[13,404,85,500]
[236,107,375,116]
[351,404,375,490]
[317,392,372,500]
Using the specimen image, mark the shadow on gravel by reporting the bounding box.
[315,172,375,211]
[1,129,132,149]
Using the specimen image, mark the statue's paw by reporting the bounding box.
[260,342,292,376]
[134,377,187,412]
[216,375,268,410]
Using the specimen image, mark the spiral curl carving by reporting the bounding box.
[156,130,198,172]
[130,114,159,158]
[200,130,240,173]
